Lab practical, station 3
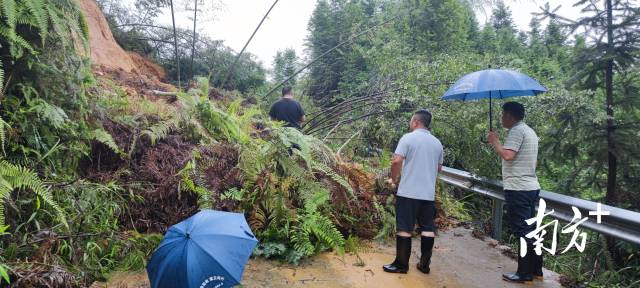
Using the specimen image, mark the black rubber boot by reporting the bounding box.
[417,236,434,274]
[383,236,411,274]
[532,249,543,278]
[503,247,534,283]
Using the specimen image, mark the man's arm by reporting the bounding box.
[268,104,276,121]
[391,154,404,185]
[488,131,517,161]
[298,103,306,124]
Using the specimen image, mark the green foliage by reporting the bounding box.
[253,242,287,259]
[178,158,213,209]
[0,0,88,84]
[142,117,180,145]
[0,263,8,285]
[272,48,299,86]
[436,182,471,222]
[291,189,344,257]
[91,128,125,157]
[0,160,65,227]
[312,162,354,198]
[374,196,395,242]
[0,116,7,155]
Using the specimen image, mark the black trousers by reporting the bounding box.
[504,190,539,246]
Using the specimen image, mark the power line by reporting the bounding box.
[261,14,401,99]
[220,0,280,89]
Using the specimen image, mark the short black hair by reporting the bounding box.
[413,109,432,128]
[282,86,293,96]
[502,102,525,121]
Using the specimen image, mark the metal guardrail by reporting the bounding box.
[438,166,640,246]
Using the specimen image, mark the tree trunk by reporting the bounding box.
[605,0,617,206]
[604,0,621,266]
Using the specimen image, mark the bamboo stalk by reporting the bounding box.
[221,0,280,88]
[169,0,181,89]
[262,15,400,99]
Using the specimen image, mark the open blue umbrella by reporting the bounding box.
[441,69,547,130]
[147,210,258,288]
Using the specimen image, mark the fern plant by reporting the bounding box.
[91,128,125,157]
[0,0,89,89]
[0,116,7,155]
[178,159,212,209]
[0,160,66,226]
[291,189,345,256]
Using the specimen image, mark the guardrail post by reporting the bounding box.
[492,198,504,240]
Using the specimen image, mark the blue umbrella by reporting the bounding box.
[147,210,258,288]
[441,69,547,130]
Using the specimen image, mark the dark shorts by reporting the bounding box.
[395,196,436,233]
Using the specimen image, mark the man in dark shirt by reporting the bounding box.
[269,86,305,129]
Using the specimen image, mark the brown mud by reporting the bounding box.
[79,0,169,80]
[92,227,560,288]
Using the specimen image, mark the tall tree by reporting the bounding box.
[541,0,640,264]
[477,24,498,54]
[542,0,640,206]
[306,0,342,100]
[400,0,474,53]
[543,20,565,59]
[490,0,515,33]
[272,49,299,86]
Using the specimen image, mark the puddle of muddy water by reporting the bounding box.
[93,227,560,288]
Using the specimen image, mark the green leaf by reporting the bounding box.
[0,264,10,284]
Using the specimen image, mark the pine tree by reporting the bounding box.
[400,0,474,53]
[490,0,516,33]
[272,49,299,86]
[306,0,342,100]
[542,0,640,206]
[543,20,565,59]
[541,0,640,264]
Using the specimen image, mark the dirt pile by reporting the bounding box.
[79,0,136,72]
[128,51,168,81]
[79,0,168,82]
[94,65,175,98]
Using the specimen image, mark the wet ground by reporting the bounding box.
[93,227,560,288]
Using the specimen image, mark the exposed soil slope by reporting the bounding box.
[79,0,167,81]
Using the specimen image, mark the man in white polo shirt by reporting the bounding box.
[488,102,543,283]
[383,110,444,274]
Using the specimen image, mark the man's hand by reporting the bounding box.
[385,178,397,189]
[390,154,404,187]
[487,131,517,161]
[487,131,499,146]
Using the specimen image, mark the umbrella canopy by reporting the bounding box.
[147,210,258,288]
[441,69,547,129]
[442,69,547,101]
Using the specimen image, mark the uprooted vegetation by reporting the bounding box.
[0,65,466,286]
[0,0,468,284]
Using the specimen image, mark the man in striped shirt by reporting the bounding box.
[488,102,543,283]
